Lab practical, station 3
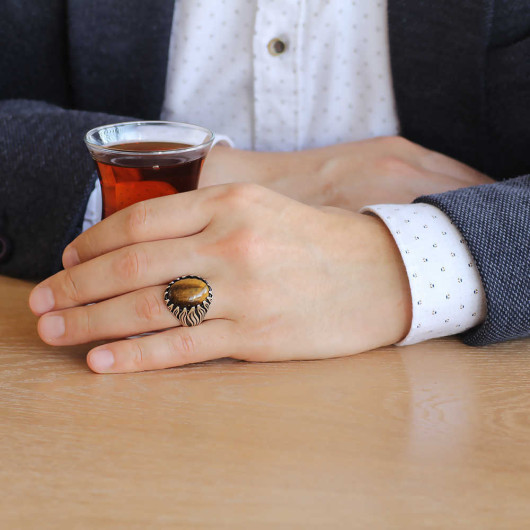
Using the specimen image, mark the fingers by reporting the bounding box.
[36,283,229,346]
[30,237,212,313]
[86,319,236,373]
[415,146,493,184]
[62,185,220,268]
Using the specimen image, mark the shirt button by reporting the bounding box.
[267,38,287,56]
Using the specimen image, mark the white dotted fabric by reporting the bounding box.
[161,0,399,151]
[362,204,487,345]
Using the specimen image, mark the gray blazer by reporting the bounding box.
[0,0,528,346]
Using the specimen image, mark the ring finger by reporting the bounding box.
[37,281,229,346]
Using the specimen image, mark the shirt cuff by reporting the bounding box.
[83,175,102,232]
[361,203,487,346]
[82,133,235,232]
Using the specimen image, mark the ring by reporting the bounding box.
[164,276,213,326]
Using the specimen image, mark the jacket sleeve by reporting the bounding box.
[0,99,135,280]
[415,175,530,346]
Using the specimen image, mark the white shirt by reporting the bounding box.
[162,0,399,150]
[85,0,486,344]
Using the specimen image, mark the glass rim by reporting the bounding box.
[84,120,215,156]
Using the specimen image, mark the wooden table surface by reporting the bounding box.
[1,275,529,529]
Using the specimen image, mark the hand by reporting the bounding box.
[201,137,494,211]
[29,184,411,373]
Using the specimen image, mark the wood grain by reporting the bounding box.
[1,275,529,529]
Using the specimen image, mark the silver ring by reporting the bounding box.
[164,276,213,326]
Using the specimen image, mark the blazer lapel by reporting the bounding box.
[68,0,176,119]
[388,0,494,171]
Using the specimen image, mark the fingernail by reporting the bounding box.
[89,349,115,372]
[29,286,55,314]
[40,315,65,339]
[63,246,80,268]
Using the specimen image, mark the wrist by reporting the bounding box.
[356,213,412,346]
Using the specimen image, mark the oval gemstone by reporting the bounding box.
[168,278,209,307]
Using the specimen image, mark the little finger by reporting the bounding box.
[87,319,238,373]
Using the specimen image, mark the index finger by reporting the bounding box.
[63,185,220,267]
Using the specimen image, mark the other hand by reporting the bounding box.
[201,136,494,211]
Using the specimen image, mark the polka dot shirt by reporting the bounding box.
[161,0,399,150]
[84,0,487,345]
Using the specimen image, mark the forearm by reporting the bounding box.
[200,137,494,211]
[0,99,135,280]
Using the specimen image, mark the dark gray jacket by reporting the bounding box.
[0,0,528,346]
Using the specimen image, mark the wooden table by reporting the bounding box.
[1,275,529,529]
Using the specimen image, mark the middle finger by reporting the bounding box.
[30,237,212,314]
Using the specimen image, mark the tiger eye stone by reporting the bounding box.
[168,278,209,307]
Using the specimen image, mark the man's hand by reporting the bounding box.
[29,184,411,373]
[201,136,494,211]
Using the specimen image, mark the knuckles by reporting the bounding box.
[66,307,93,340]
[125,201,149,241]
[374,155,418,178]
[165,331,196,364]
[368,136,425,177]
[113,247,150,284]
[134,291,163,322]
[203,227,266,269]
[127,330,199,372]
[130,341,146,369]
[61,268,82,303]
[204,183,270,267]
[214,182,265,211]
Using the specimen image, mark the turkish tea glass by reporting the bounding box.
[85,121,214,218]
